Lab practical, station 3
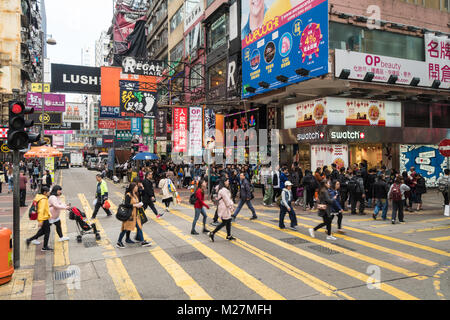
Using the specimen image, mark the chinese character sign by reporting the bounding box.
[189,107,203,156]
[425,34,450,87]
[100,106,121,118]
[173,107,188,153]
[143,118,151,135]
[119,81,157,118]
[131,118,142,134]
[155,109,167,140]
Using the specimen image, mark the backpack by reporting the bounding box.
[273,173,279,187]
[347,178,357,193]
[276,194,282,207]
[189,191,198,205]
[28,199,42,220]
[391,183,402,201]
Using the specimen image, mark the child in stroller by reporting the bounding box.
[69,207,101,242]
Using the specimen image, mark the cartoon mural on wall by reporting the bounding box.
[400,145,448,187]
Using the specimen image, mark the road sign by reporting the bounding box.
[438,139,450,157]
[31,83,51,93]
[1,144,10,153]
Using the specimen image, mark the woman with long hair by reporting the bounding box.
[191,179,209,235]
[308,180,336,240]
[209,178,236,242]
[116,182,151,248]
[48,185,71,242]
[158,172,176,212]
[329,180,344,234]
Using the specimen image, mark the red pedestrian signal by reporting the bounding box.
[7,100,40,150]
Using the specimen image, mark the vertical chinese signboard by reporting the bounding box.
[155,109,167,140]
[189,107,203,156]
[424,34,450,88]
[173,107,188,153]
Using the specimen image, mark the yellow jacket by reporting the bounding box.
[34,194,51,222]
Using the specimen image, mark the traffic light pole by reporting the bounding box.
[12,149,20,268]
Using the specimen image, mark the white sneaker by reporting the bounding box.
[308,228,315,238]
[326,235,337,240]
[58,236,70,242]
[31,240,40,245]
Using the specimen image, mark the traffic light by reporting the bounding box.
[7,100,40,150]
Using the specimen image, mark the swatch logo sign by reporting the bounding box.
[296,131,325,141]
[330,131,365,140]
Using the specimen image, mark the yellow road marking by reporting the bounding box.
[151,203,285,300]
[429,236,450,242]
[161,203,353,300]
[53,194,70,267]
[349,218,374,222]
[180,202,427,279]
[78,193,141,300]
[433,266,448,300]
[108,198,212,300]
[404,226,450,234]
[419,217,450,223]
[174,203,418,300]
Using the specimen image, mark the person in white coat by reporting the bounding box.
[158,172,176,212]
[209,178,236,242]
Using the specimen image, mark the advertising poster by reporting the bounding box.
[311,144,348,172]
[204,109,215,148]
[400,144,448,187]
[51,63,101,94]
[63,102,86,123]
[173,108,188,153]
[27,112,62,126]
[215,114,224,148]
[119,80,157,118]
[98,120,117,129]
[45,157,55,183]
[100,106,121,118]
[142,118,151,135]
[189,107,203,156]
[122,57,164,77]
[241,0,329,98]
[27,93,66,112]
[295,98,328,127]
[131,118,142,134]
[116,120,131,130]
[116,130,133,141]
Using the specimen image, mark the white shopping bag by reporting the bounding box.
[93,198,97,207]
[445,205,450,217]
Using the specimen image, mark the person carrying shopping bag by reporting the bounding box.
[116,182,151,248]
[158,172,176,212]
[91,174,112,219]
[209,178,236,242]
[308,180,337,241]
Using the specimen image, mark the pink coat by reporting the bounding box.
[48,195,67,221]
[217,188,234,220]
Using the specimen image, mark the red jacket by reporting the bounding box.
[19,175,27,190]
[194,188,209,209]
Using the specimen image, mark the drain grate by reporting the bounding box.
[308,245,340,255]
[331,243,356,252]
[54,270,77,281]
[280,237,309,245]
[83,238,99,248]
[174,251,207,262]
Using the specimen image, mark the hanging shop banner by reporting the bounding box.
[311,144,348,172]
[400,144,448,188]
[215,114,224,147]
[78,130,103,137]
[98,119,117,129]
[27,93,66,112]
[204,109,215,148]
[122,57,164,76]
[27,112,62,126]
[189,107,203,156]
[155,109,167,140]
[173,107,188,153]
[51,63,101,94]
[142,118,155,135]
[335,49,450,89]
[116,130,133,141]
[283,97,401,128]
[119,80,157,118]
[63,102,86,123]
[424,34,450,88]
[116,120,131,130]
[241,0,329,98]
[45,122,80,131]
[31,83,50,93]
[44,130,74,135]
[131,118,142,134]
[99,106,121,118]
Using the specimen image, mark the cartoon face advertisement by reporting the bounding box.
[241,0,328,98]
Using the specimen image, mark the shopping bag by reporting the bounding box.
[176,192,182,204]
[103,200,111,210]
[445,205,450,217]
[138,208,148,224]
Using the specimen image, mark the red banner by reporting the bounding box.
[173,107,188,153]
[98,119,117,129]
[117,120,131,130]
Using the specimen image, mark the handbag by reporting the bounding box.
[138,207,148,224]
[317,204,327,210]
[116,204,132,222]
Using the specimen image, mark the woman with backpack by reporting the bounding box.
[191,179,209,235]
[414,174,426,211]
[388,176,410,224]
[26,186,53,251]
[209,178,236,242]
[308,180,336,240]
[158,172,176,213]
[48,185,70,242]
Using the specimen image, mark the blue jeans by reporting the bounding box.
[118,222,144,242]
[373,199,388,220]
[279,205,297,228]
[232,199,256,218]
[192,207,207,232]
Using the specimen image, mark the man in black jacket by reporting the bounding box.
[372,174,389,220]
[232,173,257,221]
[142,171,163,218]
[349,170,365,215]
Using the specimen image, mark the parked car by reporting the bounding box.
[87,157,98,170]
[95,158,108,171]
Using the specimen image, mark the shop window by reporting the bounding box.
[170,4,184,33]
[208,14,228,52]
[403,102,430,127]
[206,0,215,8]
[329,22,425,61]
[432,103,450,128]
[209,59,226,89]
[185,24,203,57]
[170,40,184,62]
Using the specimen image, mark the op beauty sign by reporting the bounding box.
[241,0,329,98]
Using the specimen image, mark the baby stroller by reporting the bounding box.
[69,207,101,243]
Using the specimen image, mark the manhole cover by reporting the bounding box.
[331,243,356,252]
[174,251,207,262]
[308,245,340,255]
[280,237,309,245]
[83,239,98,248]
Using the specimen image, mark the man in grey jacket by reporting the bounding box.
[232,173,257,221]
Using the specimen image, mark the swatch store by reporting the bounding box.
[281,97,403,171]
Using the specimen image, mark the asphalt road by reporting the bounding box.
[1,167,449,300]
